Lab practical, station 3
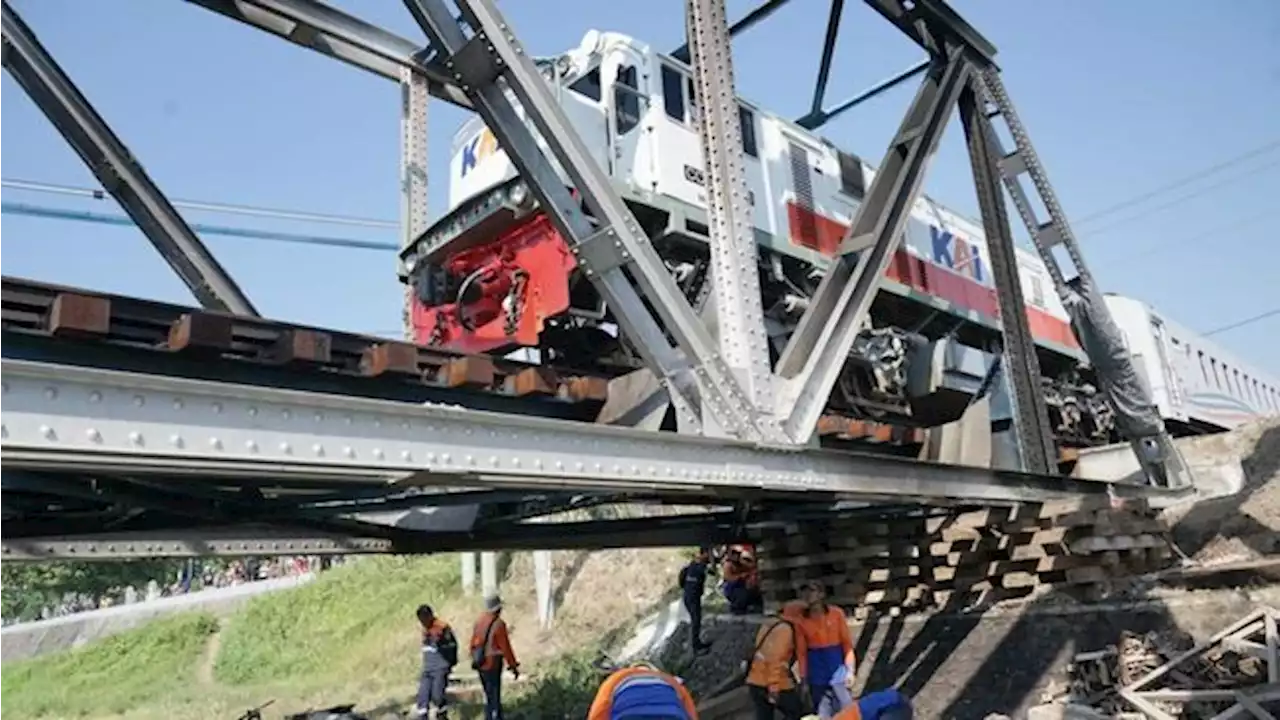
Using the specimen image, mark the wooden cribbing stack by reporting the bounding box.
[756,496,1176,618]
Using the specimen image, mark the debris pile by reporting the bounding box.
[1164,417,1280,567]
[1043,606,1280,718]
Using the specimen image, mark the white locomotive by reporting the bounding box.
[400,29,1278,444]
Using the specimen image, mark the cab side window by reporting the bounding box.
[660,64,685,121]
[614,64,642,134]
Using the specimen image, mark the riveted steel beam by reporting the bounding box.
[0,359,1177,508]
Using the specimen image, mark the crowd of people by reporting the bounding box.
[12,556,343,625]
[409,545,912,720]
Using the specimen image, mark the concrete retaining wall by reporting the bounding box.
[1,574,315,661]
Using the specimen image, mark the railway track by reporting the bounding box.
[0,276,926,450]
[1,276,610,414]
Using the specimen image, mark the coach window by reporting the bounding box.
[569,66,602,102]
[613,64,642,134]
[739,105,759,158]
[660,64,684,121]
[1029,274,1046,309]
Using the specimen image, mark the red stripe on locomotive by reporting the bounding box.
[787,201,1079,351]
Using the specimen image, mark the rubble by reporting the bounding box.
[1046,606,1280,719]
[1163,417,1280,567]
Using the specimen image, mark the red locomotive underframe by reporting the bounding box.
[412,214,576,355]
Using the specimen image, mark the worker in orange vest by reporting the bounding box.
[830,688,914,720]
[414,604,459,719]
[470,595,520,720]
[791,581,856,719]
[721,546,763,614]
[587,663,699,719]
[745,604,809,719]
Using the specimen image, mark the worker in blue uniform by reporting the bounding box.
[588,663,699,720]
[830,688,914,720]
[677,546,714,653]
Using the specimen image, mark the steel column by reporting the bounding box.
[774,50,972,443]
[973,69,1194,489]
[958,83,1056,474]
[400,66,431,340]
[685,0,775,423]
[806,0,845,123]
[400,0,782,441]
[670,0,793,64]
[1,3,258,317]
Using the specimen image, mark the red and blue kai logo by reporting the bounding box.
[459,128,500,178]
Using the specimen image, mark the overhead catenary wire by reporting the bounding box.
[1073,137,1280,228]
[1,178,399,230]
[2,202,398,252]
[1111,209,1271,263]
[1203,307,1280,337]
[1079,158,1280,237]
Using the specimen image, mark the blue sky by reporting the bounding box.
[3,0,1278,374]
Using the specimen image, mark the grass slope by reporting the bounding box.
[1,613,219,718]
[2,557,459,719]
[214,555,459,687]
[1,547,691,719]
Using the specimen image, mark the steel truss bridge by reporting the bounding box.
[0,0,1194,561]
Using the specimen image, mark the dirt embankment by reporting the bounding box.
[1163,417,1280,564]
[492,546,686,669]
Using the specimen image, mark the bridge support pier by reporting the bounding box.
[460,552,477,595]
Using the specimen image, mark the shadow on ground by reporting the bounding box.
[849,577,1277,719]
[853,591,1181,718]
